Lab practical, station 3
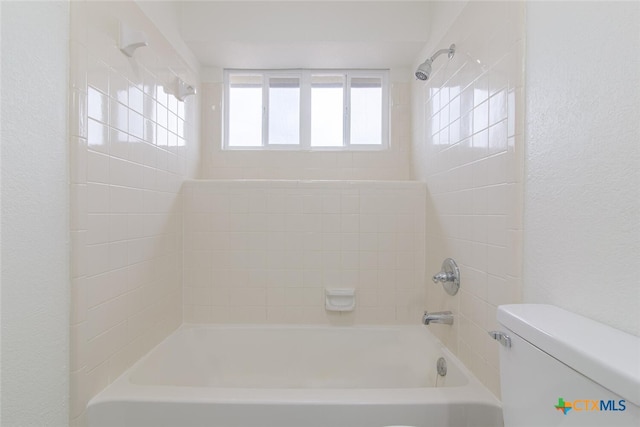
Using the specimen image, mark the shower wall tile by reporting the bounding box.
[68,0,200,425]
[411,1,524,398]
[199,82,412,180]
[183,180,426,325]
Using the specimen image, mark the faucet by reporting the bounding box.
[422,310,454,325]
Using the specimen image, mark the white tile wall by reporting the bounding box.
[66,0,523,419]
[183,180,426,325]
[199,82,412,180]
[411,1,524,398]
[69,1,199,425]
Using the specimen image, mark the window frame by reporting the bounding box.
[223,69,390,151]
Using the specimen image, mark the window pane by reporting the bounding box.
[228,74,262,147]
[311,75,344,147]
[269,77,300,145]
[350,77,382,145]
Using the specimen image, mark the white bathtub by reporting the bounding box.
[88,324,502,427]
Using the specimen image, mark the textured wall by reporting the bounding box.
[68,1,200,425]
[1,1,70,425]
[524,1,640,336]
[411,1,525,397]
[183,180,426,324]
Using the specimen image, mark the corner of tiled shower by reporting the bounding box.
[68,1,199,425]
[411,1,525,397]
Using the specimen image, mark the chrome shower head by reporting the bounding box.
[415,59,433,81]
[415,44,456,81]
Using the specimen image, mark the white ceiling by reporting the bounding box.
[176,1,433,69]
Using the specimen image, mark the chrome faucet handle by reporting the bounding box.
[432,272,451,283]
[431,258,460,296]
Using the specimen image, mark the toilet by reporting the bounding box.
[496,304,640,426]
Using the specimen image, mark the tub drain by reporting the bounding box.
[437,357,447,377]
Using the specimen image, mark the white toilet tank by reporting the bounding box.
[496,304,640,427]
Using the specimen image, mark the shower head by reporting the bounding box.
[415,44,456,81]
[175,78,196,101]
[415,59,432,81]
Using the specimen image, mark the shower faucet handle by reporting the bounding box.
[431,258,460,296]
[432,271,453,283]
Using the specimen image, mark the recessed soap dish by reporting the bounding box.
[325,288,355,312]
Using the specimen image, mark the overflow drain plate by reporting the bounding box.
[437,357,447,377]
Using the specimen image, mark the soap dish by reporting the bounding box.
[325,288,356,312]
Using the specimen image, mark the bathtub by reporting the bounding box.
[87,324,502,427]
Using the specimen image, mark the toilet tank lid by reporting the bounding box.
[497,304,640,406]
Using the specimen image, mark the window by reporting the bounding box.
[224,69,389,150]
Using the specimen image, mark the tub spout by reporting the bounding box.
[422,310,454,325]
